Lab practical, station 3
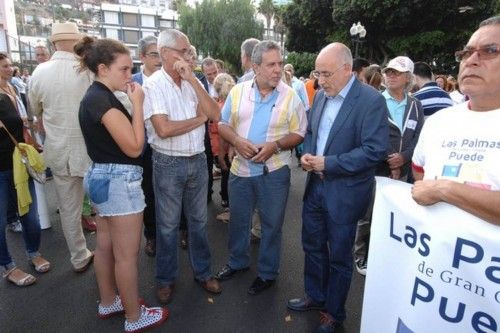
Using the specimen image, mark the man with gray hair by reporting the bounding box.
[34,45,50,64]
[132,35,161,85]
[215,40,307,295]
[143,28,222,304]
[238,37,260,83]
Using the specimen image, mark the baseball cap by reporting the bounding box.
[383,56,414,73]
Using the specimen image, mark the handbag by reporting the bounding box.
[0,119,46,184]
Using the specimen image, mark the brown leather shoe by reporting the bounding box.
[73,252,94,273]
[144,239,156,257]
[197,277,222,294]
[157,285,174,304]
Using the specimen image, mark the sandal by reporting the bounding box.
[31,256,51,273]
[2,267,37,287]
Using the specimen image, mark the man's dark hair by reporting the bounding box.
[352,58,370,74]
[413,62,433,80]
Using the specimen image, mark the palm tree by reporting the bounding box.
[273,5,286,49]
[258,0,275,40]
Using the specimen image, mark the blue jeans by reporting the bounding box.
[153,151,212,286]
[0,170,41,271]
[302,175,357,322]
[228,166,290,280]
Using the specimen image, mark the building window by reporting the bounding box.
[141,31,157,39]
[106,28,119,40]
[141,15,155,27]
[122,13,138,26]
[123,30,140,44]
[103,11,119,24]
[160,19,175,28]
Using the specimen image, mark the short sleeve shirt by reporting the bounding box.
[79,81,142,166]
[220,80,307,177]
[143,68,204,156]
[412,103,500,190]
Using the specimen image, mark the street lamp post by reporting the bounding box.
[350,22,367,58]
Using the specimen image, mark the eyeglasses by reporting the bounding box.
[164,46,193,59]
[145,52,160,58]
[455,44,499,62]
[312,64,345,79]
[384,69,404,77]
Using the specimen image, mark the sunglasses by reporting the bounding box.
[455,44,499,62]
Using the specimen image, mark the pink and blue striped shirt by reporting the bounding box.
[220,80,307,177]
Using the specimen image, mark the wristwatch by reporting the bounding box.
[274,140,282,154]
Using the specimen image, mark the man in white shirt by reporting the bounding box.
[29,22,94,272]
[412,15,500,226]
[143,29,222,304]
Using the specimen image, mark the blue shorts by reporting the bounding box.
[84,163,146,217]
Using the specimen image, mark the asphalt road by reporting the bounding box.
[1,165,366,333]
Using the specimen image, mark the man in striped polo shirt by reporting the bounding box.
[215,40,307,294]
[413,62,453,118]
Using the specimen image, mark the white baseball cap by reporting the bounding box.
[383,56,414,73]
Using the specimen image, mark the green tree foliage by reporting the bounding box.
[286,51,317,77]
[282,0,334,53]
[178,0,263,74]
[329,0,497,73]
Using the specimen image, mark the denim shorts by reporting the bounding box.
[84,163,146,217]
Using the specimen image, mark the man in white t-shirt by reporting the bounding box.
[411,16,500,225]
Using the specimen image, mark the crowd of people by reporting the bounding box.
[1,14,499,333]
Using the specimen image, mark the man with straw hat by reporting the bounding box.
[29,22,94,272]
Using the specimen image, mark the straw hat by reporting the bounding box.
[50,22,83,42]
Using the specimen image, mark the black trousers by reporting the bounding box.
[142,144,156,240]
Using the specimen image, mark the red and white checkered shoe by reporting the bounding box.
[98,295,146,319]
[124,305,169,333]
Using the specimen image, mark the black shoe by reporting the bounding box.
[247,277,274,295]
[287,297,325,311]
[215,265,249,281]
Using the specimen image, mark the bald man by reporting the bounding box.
[287,43,389,332]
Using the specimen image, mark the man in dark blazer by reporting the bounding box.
[287,43,389,333]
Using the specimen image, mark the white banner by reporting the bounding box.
[361,177,500,333]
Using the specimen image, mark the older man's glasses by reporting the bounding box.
[455,44,499,62]
[312,64,345,79]
[164,46,192,58]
